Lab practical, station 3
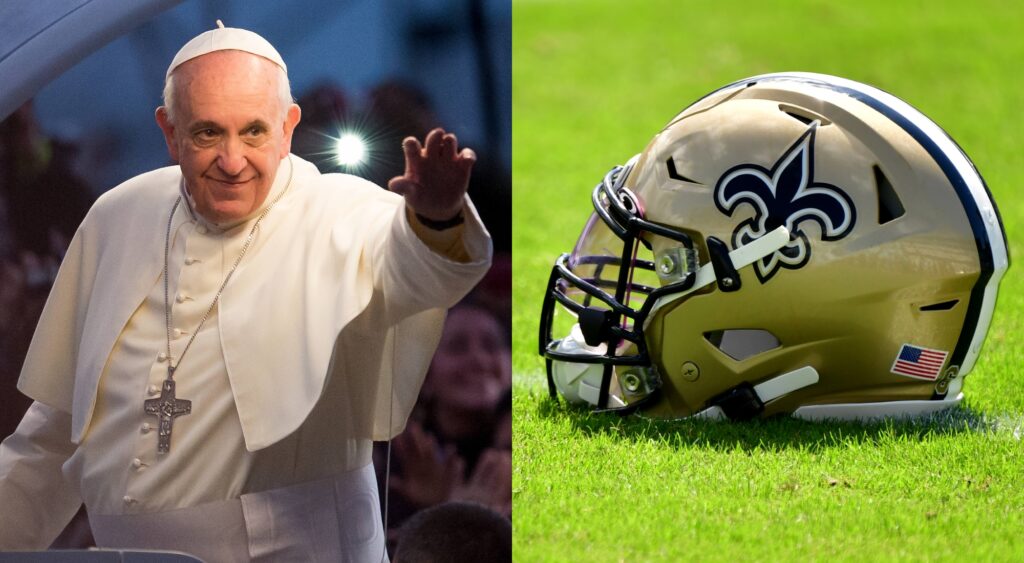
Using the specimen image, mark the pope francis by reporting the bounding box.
[0,24,492,562]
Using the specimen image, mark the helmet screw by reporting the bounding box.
[622,373,641,393]
[721,277,734,288]
[658,255,676,275]
[935,365,960,394]
[681,361,700,382]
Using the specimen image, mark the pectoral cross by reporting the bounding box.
[143,374,192,454]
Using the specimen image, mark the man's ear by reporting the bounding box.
[279,103,302,158]
[155,107,180,162]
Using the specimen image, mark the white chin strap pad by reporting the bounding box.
[646,226,790,325]
[694,226,791,290]
[692,366,819,420]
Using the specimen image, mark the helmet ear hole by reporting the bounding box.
[704,329,780,361]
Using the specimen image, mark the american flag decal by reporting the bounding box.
[890,344,948,381]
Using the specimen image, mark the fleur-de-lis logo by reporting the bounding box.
[713,123,855,283]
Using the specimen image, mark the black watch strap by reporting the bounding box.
[414,210,465,231]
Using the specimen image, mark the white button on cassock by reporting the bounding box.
[123,496,136,505]
[157,352,168,362]
[185,257,197,265]
[175,293,186,303]
[173,328,183,339]
[148,384,160,395]
[132,458,144,469]
[197,225,208,235]
[141,423,152,434]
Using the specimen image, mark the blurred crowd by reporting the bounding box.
[374,296,512,550]
[0,101,93,441]
[0,79,511,555]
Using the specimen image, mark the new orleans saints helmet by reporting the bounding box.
[539,72,1009,421]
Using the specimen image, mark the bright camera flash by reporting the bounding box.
[334,133,366,166]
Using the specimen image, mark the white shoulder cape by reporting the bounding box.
[16,155,492,451]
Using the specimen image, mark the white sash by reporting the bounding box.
[89,464,386,563]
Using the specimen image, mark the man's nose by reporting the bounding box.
[216,137,247,176]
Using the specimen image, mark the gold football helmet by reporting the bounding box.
[539,72,1009,421]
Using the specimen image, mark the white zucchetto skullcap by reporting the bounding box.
[166,20,287,78]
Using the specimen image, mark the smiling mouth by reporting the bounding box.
[208,177,255,186]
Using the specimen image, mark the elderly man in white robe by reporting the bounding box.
[0,24,492,562]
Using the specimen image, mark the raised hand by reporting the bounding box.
[388,128,476,222]
[389,421,465,509]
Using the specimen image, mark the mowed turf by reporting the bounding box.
[512,1,1024,560]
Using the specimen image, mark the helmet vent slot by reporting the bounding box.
[704,329,780,361]
[874,165,905,224]
[920,299,959,312]
[778,104,831,126]
[666,156,700,184]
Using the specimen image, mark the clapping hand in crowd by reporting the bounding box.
[389,421,465,508]
[451,448,511,518]
[389,420,511,518]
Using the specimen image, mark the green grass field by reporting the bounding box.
[512,1,1024,560]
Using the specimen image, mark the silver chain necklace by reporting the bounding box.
[144,158,294,454]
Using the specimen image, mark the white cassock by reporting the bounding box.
[0,154,492,562]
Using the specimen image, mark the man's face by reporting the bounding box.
[156,50,300,224]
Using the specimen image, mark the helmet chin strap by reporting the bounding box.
[691,366,820,420]
[644,225,791,329]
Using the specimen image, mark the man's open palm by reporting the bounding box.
[389,128,476,221]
